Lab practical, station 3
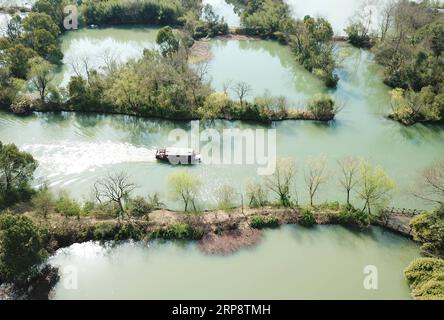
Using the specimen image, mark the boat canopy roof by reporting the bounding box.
[163,147,196,156]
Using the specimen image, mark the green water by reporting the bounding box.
[1,29,443,209]
[0,25,439,300]
[49,226,420,300]
[53,26,160,86]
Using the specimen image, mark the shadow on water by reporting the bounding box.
[386,120,444,146]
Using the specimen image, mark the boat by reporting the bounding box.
[155,148,202,165]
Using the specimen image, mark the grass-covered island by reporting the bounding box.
[0,143,443,299]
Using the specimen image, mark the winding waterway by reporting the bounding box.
[0,0,441,300]
[1,29,443,209]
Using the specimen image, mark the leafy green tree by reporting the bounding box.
[6,15,23,42]
[410,205,444,256]
[345,22,372,48]
[32,187,54,219]
[156,26,180,56]
[2,44,37,79]
[28,56,54,103]
[405,258,444,300]
[356,160,396,215]
[168,171,201,212]
[198,92,231,119]
[307,95,339,120]
[22,12,60,36]
[0,69,25,109]
[0,214,47,284]
[22,12,62,62]
[0,142,38,207]
[32,0,67,28]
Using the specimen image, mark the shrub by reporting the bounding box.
[126,196,153,218]
[299,209,316,227]
[54,195,81,218]
[317,201,340,211]
[0,214,47,284]
[405,258,444,300]
[307,95,338,120]
[246,181,268,208]
[114,223,144,241]
[93,223,117,241]
[250,215,279,229]
[155,223,202,240]
[337,205,370,228]
[31,188,54,219]
[410,205,444,256]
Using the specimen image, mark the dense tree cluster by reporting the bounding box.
[0,142,38,208]
[79,0,184,26]
[345,0,444,124]
[231,0,338,88]
[182,3,229,39]
[0,1,63,108]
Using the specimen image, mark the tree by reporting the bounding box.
[356,160,396,215]
[21,12,62,62]
[94,172,137,218]
[338,157,360,206]
[28,56,54,103]
[265,158,296,207]
[22,12,60,37]
[405,258,444,300]
[410,205,444,256]
[156,26,179,57]
[168,171,201,212]
[6,14,23,42]
[412,160,444,205]
[378,0,396,41]
[3,44,37,79]
[197,92,231,119]
[216,184,237,210]
[304,157,328,206]
[307,95,339,120]
[0,142,38,207]
[246,180,268,208]
[32,187,54,219]
[0,214,46,284]
[233,82,252,106]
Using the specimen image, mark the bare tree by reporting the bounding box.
[222,80,231,95]
[338,157,360,206]
[304,157,328,206]
[412,160,444,205]
[379,0,396,41]
[265,158,296,207]
[101,50,119,74]
[233,82,252,106]
[94,172,137,218]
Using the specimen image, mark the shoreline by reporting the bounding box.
[0,206,417,300]
[25,206,415,254]
[6,102,336,124]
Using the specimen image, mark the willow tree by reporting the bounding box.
[356,160,396,215]
[168,171,201,212]
[27,56,54,103]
